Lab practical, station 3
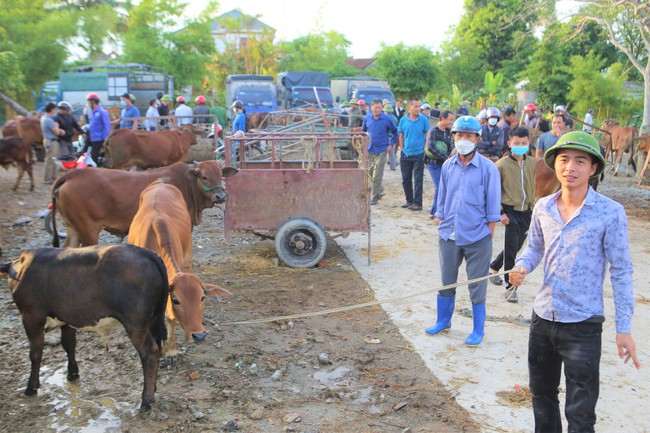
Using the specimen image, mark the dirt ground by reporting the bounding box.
[0,161,479,432]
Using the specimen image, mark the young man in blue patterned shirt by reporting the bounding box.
[510,131,640,433]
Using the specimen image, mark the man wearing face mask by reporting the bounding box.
[488,127,536,303]
[425,116,501,347]
[118,93,140,130]
[477,106,504,161]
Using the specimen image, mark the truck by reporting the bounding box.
[277,71,334,111]
[35,64,174,115]
[331,77,395,107]
[225,74,278,122]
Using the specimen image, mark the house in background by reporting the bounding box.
[345,58,378,74]
[211,9,275,54]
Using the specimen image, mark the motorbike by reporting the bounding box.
[211,124,268,163]
[43,151,98,239]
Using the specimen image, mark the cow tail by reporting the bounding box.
[52,186,60,248]
[631,128,638,172]
[149,251,169,348]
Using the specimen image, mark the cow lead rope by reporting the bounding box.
[219,269,512,326]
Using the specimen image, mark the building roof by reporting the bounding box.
[345,58,378,71]
[211,9,274,34]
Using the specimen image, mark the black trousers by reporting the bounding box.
[529,311,602,433]
[490,206,531,287]
[399,153,424,206]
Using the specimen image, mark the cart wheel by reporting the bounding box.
[275,218,327,268]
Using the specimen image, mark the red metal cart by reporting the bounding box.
[222,132,371,268]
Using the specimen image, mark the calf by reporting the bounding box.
[105,127,198,169]
[0,136,35,191]
[128,181,232,356]
[0,244,169,411]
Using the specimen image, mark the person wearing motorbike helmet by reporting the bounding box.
[477,106,504,161]
[510,131,639,432]
[425,115,501,347]
[193,95,210,124]
[175,95,193,126]
[231,100,246,133]
[54,101,84,157]
[82,93,111,165]
[523,102,539,129]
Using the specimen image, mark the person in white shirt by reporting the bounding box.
[175,96,193,127]
[144,99,160,131]
[582,109,594,134]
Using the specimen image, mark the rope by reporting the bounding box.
[301,135,318,172]
[219,269,512,326]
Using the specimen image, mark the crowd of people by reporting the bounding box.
[357,98,639,432]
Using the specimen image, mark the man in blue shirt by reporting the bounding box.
[362,99,397,205]
[119,93,140,129]
[230,99,247,164]
[82,93,112,165]
[510,131,639,433]
[397,99,430,211]
[425,116,501,347]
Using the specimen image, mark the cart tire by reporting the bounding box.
[275,218,327,268]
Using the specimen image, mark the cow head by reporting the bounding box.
[169,272,231,342]
[184,160,238,226]
[180,126,199,145]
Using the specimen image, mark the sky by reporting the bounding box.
[190,0,466,58]
[189,0,583,58]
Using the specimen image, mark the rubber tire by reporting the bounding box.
[275,217,327,268]
[44,210,67,239]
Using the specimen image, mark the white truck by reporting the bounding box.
[225,74,278,122]
[331,77,395,106]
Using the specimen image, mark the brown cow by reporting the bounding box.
[247,112,271,130]
[0,136,35,191]
[105,127,198,169]
[602,120,637,177]
[0,244,168,411]
[51,161,238,247]
[535,157,560,199]
[128,181,232,356]
[2,119,18,137]
[16,116,45,161]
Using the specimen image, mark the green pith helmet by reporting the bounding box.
[341,100,351,107]
[349,98,359,105]
[383,104,394,112]
[544,131,606,177]
[161,94,172,102]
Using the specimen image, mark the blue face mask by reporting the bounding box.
[120,100,127,108]
[511,145,529,156]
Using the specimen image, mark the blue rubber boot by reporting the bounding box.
[425,295,455,335]
[465,303,486,347]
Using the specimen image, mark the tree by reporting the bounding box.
[567,53,631,121]
[0,0,76,96]
[373,43,441,100]
[522,21,573,109]
[278,31,352,75]
[0,52,26,96]
[573,0,650,132]
[451,0,552,75]
[46,0,133,58]
[122,0,214,92]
